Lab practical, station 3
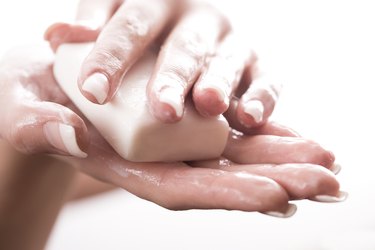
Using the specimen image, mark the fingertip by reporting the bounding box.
[262,203,297,218]
[44,22,65,41]
[43,105,89,158]
[150,88,184,123]
[151,99,183,123]
[80,72,110,104]
[243,100,264,123]
[237,99,265,128]
[44,22,69,52]
[43,122,88,158]
[7,101,89,158]
[330,163,341,175]
[311,190,348,203]
[325,150,336,167]
[44,22,100,52]
[312,147,336,169]
[193,85,229,117]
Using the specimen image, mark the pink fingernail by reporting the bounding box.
[82,72,109,104]
[43,122,87,158]
[243,100,264,124]
[158,88,184,117]
[199,83,229,105]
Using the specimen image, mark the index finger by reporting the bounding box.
[44,0,123,52]
[78,0,179,104]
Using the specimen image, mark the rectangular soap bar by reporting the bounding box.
[53,43,229,162]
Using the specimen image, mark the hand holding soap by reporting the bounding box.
[53,43,229,162]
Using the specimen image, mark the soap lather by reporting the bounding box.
[53,43,230,162]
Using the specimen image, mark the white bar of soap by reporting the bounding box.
[53,43,229,162]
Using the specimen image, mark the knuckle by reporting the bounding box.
[121,11,149,38]
[173,29,207,60]
[86,47,123,76]
[159,65,191,90]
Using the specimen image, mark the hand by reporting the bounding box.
[70,119,343,217]
[0,44,344,217]
[0,44,88,157]
[45,0,279,127]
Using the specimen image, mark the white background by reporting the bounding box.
[1,0,375,249]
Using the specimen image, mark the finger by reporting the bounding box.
[223,133,335,168]
[224,98,300,136]
[225,99,301,137]
[1,101,88,158]
[236,162,341,200]
[244,163,346,202]
[148,5,230,123]
[72,132,292,215]
[192,33,252,117]
[193,160,342,201]
[101,162,291,214]
[241,121,301,137]
[45,23,102,53]
[78,0,177,105]
[236,58,282,128]
[44,0,122,52]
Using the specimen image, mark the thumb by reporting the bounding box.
[44,0,123,52]
[2,101,88,158]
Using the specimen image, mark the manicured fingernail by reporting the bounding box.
[43,122,87,158]
[82,73,109,104]
[158,88,183,117]
[243,100,264,124]
[330,163,342,175]
[311,191,348,203]
[263,204,297,218]
[199,83,229,105]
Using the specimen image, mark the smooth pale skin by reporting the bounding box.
[54,43,229,162]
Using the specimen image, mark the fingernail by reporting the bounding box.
[82,73,109,104]
[243,100,264,124]
[311,191,348,203]
[43,122,87,158]
[199,83,230,105]
[263,204,297,218]
[158,88,184,117]
[330,163,342,175]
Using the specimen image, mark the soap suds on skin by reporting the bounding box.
[109,164,161,186]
